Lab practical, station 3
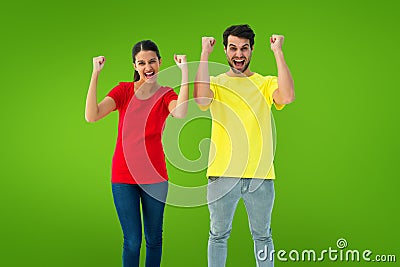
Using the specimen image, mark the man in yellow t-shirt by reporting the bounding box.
[194,24,295,267]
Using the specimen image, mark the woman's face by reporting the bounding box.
[134,50,161,82]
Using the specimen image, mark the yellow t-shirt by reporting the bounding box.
[199,73,284,179]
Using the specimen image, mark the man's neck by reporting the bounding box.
[226,68,254,77]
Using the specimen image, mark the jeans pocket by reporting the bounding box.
[208,176,220,182]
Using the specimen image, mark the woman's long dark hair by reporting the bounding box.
[132,40,161,82]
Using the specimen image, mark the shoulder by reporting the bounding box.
[210,74,230,91]
[119,82,135,97]
[162,85,174,92]
[109,82,134,93]
[250,72,267,82]
[210,73,228,83]
[107,82,134,110]
[118,82,134,90]
[160,86,176,96]
[159,87,177,110]
[262,75,278,88]
[161,86,177,101]
[250,73,277,87]
[254,73,277,82]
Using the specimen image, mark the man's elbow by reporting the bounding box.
[193,83,212,102]
[194,97,211,106]
[282,87,296,104]
[193,83,201,100]
[276,94,295,105]
[283,95,295,104]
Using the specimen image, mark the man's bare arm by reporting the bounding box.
[270,35,295,105]
[194,37,216,106]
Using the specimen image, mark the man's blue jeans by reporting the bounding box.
[112,182,168,267]
[207,177,275,267]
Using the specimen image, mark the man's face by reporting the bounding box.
[225,35,253,74]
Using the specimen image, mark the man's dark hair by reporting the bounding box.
[223,24,255,48]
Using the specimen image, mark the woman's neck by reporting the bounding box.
[134,80,161,99]
[134,80,160,93]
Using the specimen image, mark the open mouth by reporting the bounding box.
[233,59,245,69]
[144,71,155,79]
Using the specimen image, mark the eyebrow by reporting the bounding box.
[228,44,249,48]
[137,58,157,62]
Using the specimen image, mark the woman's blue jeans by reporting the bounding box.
[112,182,168,267]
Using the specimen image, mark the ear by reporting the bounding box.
[224,47,227,54]
[133,63,137,71]
[159,58,162,65]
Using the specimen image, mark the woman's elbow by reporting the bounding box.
[171,112,186,119]
[85,113,98,123]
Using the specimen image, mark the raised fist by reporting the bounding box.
[202,37,216,55]
[93,56,105,72]
[270,34,284,52]
[174,54,188,70]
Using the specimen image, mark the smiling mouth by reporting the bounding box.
[233,59,245,68]
[144,71,155,79]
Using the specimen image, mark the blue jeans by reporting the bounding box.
[207,177,275,267]
[112,182,168,267]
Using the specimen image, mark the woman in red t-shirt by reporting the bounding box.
[85,40,188,267]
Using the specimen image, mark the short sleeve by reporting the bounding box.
[197,76,216,111]
[107,82,127,111]
[163,88,178,111]
[210,76,217,94]
[264,76,285,111]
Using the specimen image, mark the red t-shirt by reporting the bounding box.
[107,82,178,184]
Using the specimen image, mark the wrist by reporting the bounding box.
[181,66,189,73]
[92,69,100,76]
[273,49,284,56]
[200,51,210,61]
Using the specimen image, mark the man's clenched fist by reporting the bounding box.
[270,34,284,52]
[202,37,216,55]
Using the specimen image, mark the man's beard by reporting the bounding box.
[228,58,251,74]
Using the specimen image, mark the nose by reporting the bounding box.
[235,50,243,58]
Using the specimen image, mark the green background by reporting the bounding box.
[1,0,399,266]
